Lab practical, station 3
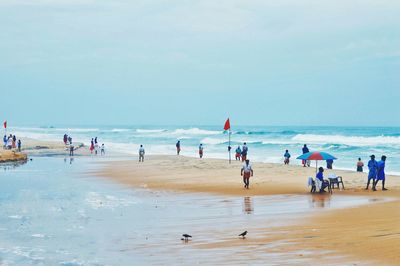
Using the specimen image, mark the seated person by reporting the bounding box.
[316,167,329,193]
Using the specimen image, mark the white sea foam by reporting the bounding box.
[85,192,138,209]
[292,134,400,146]
[111,128,131,132]
[136,129,167,133]
[171,128,221,135]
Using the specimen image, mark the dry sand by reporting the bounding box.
[97,155,400,265]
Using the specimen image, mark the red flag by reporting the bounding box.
[3,121,6,129]
[223,118,230,131]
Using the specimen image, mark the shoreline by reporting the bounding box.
[94,155,400,265]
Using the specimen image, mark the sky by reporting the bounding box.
[0,0,399,127]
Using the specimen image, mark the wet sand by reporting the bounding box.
[97,155,400,265]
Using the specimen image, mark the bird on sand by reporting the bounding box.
[238,231,247,238]
[182,234,192,241]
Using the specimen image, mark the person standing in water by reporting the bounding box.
[138,145,145,162]
[241,159,253,189]
[366,155,378,190]
[357,158,364,172]
[284,150,291,165]
[198,144,204,158]
[176,140,181,155]
[373,155,387,191]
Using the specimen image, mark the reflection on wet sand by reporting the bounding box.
[1,160,28,171]
[308,194,332,208]
[242,196,254,214]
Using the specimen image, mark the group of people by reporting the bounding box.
[3,134,22,152]
[175,140,206,159]
[89,137,105,156]
[235,143,248,161]
[366,155,387,191]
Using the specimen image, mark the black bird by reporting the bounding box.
[182,234,192,241]
[238,231,247,238]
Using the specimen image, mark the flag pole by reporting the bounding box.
[229,129,231,164]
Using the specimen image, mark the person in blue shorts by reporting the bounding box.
[373,155,387,191]
[365,155,378,190]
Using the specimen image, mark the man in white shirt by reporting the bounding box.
[241,159,254,189]
[139,145,145,162]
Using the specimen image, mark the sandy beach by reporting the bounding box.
[97,155,400,265]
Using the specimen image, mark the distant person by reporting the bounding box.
[6,137,12,149]
[3,135,7,148]
[366,155,378,190]
[235,146,242,161]
[241,142,248,162]
[90,138,94,154]
[356,158,364,172]
[316,167,329,193]
[139,145,145,162]
[176,140,181,155]
[373,155,387,191]
[101,144,105,155]
[94,142,99,155]
[63,134,68,145]
[95,137,98,144]
[198,144,204,158]
[284,150,291,165]
[17,139,21,152]
[12,135,16,149]
[302,144,310,167]
[69,144,74,156]
[326,159,333,169]
[68,136,72,145]
[241,159,254,189]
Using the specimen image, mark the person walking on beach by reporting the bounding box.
[302,144,310,167]
[63,134,68,145]
[12,135,16,149]
[241,142,248,162]
[17,139,21,152]
[366,155,378,190]
[3,135,7,149]
[284,150,291,165]
[95,137,98,145]
[176,140,181,155]
[68,136,72,145]
[90,138,94,154]
[235,146,242,161]
[139,145,145,162]
[357,158,364,172]
[101,144,105,155]
[69,143,74,156]
[373,155,387,191]
[241,159,253,189]
[198,144,204,158]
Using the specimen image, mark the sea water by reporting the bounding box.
[10,125,400,174]
[0,157,380,265]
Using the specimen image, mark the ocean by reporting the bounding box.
[9,125,400,175]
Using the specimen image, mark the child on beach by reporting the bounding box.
[241,159,253,189]
[198,144,203,158]
[357,158,364,172]
[284,150,291,165]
